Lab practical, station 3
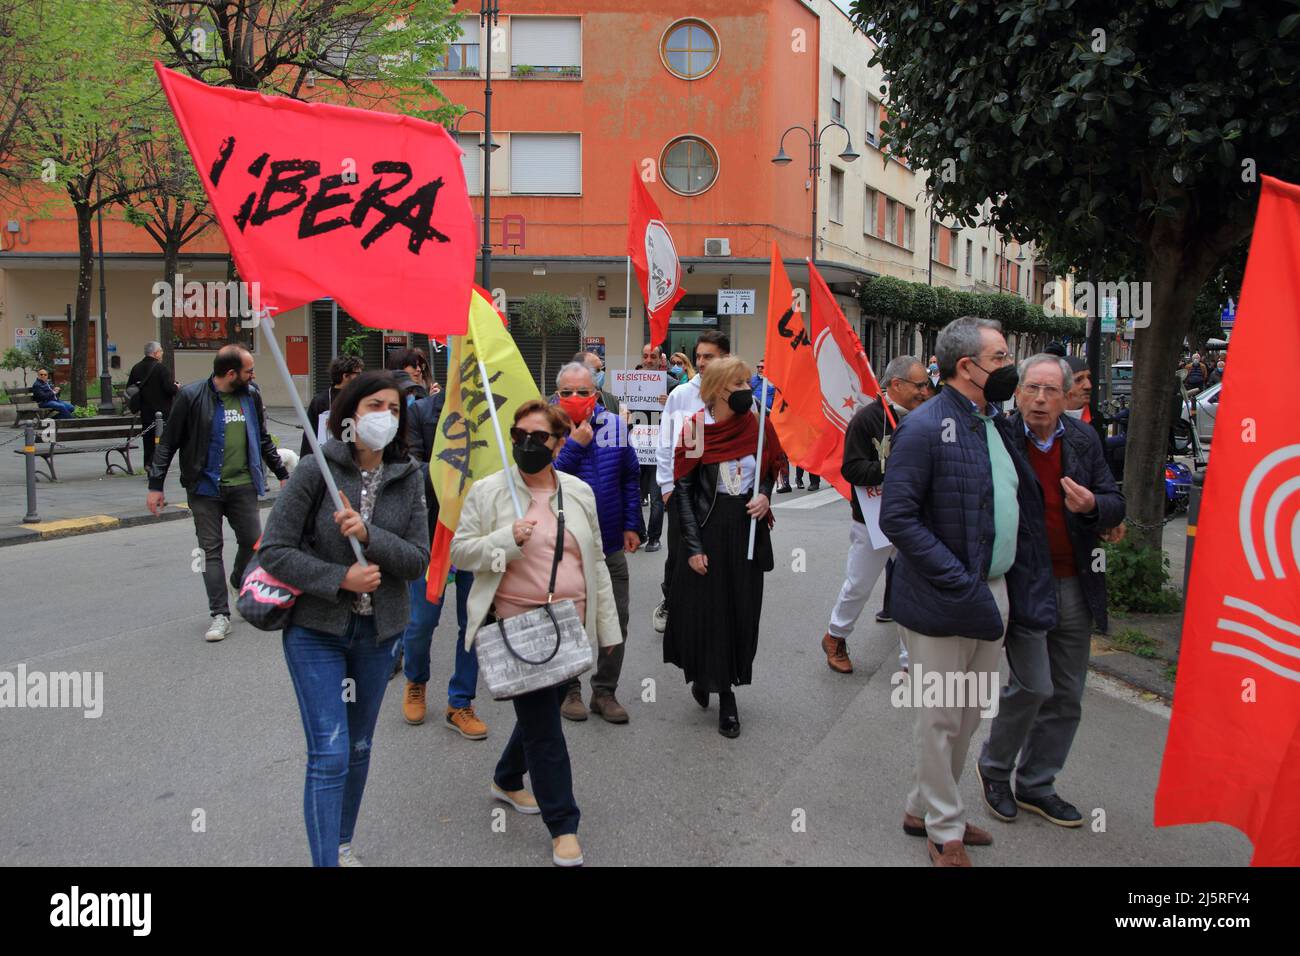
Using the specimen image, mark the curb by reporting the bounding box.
[1088,656,1174,702]
[0,493,280,547]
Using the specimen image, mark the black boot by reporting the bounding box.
[691,681,710,709]
[717,691,740,738]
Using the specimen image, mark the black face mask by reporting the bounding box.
[971,362,1019,404]
[512,440,552,474]
[727,388,754,414]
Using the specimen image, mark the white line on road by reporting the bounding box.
[772,488,842,510]
[1086,670,1171,719]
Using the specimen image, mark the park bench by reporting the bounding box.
[12,414,146,481]
[10,401,52,426]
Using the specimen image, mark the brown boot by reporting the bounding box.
[903,814,993,846]
[821,633,853,674]
[928,839,973,867]
[561,685,588,721]
[402,681,427,725]
[590,692,629,724]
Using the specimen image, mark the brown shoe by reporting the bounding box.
[590,692,629,724]
[821,633,853,674]
[928,839,972,867]
[445,705,488,740]
[402,681,427,725]
[561,685,588,721]
[903,814,993,846]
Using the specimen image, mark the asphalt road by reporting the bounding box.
[0,487,1246,866]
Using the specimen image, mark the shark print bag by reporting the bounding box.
[237,475,327,631]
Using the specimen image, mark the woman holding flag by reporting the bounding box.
[663,357,787,738]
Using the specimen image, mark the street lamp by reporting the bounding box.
[772,122,859,263]
[453,107,500,290]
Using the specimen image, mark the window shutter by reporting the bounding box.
[457,134,481,196]
[505,299,582,392]
[511,17,581,68]
[895,204,904,246]
[510,134,581,194]
[877,193,887,238]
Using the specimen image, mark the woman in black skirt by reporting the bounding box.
[663,356,786,737]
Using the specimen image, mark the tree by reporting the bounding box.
[9,0,159,406]
[119,111,216,374]
[0,0,45,181]
[849,0,1300,548]
[2,328,66,388]
[514,293,577,392]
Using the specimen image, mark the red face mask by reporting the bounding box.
[559,393,598,424]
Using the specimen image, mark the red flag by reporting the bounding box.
[627,165,686,346]
[763,244,821,467]
[1154,175,1300,866]
[155,63,475,337]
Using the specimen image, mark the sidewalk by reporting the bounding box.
[0,407,304,545]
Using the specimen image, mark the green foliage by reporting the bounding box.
[1109,628,1161,660]
[340,333,368,358]
[72,404,98,419]
[512,293,577,337]
[1104,538,1183,614]
[857,275,1084,336]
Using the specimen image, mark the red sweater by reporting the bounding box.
[1027,440,1078,578]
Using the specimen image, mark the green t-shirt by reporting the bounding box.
[220,392,252,486]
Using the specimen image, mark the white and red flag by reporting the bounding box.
[627,165,686,347]
[1155,175,1300,865]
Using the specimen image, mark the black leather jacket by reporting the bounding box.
[148,377,287,493]
[674,461,776,560]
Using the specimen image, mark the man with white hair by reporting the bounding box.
[820,355,930,675]
[977,353,1124,829]
[126,341,178,470]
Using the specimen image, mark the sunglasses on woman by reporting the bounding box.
[510,427,564,445]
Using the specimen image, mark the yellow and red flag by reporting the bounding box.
[425,287,540,601]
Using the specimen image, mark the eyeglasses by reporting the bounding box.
[556,388,595,398]
[903,378,929,389]
[978,350,1013,365]
[510,427,563,445]
[1021,383,1064,398]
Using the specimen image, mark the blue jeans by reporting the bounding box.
[282,614,400,867]
[40,400,75,419]
[402,569,478,708]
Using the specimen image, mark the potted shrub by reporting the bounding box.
[513,63,534,77]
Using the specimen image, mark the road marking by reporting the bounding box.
[772,488,842,510]
[1086,670,1170,719]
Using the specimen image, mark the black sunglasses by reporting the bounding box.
[510,427,563,445]
[556,388,595,398]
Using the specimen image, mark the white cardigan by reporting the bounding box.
[449,466,623,652]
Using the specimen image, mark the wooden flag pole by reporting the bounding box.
[258,309,367,566]
[747,375,770,561]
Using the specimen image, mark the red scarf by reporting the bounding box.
[673,409,786,484]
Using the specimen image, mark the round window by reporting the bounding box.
[662,137,718,196]
[661,19,719,80]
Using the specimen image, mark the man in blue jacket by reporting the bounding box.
[32,368,74,418]
[553,362,642,723]
[977,354,1124,830]
[881,317,1055,867]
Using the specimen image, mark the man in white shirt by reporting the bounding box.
[651,330,730,633]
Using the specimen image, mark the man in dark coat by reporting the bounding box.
[300,355,363,456]
[881,317,1056,867]
[977,354,1124,831]
[127,342,180,469]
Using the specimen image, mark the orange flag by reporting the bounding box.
[1154,175,1300,865]
[763,244,821,467]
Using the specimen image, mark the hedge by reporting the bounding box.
[858,274,1085,336]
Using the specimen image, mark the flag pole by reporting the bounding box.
[470,315,524,520]
[747,376,769,561]
[623,255,632,379]
[258,310,367,566]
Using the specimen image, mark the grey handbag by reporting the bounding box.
[475,479,595,700]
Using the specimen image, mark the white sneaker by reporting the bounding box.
[652,600,668,634]
[338,843,363,867]
[204,614,231,642]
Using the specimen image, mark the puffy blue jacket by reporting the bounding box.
[554,404,641,555]
[880,384,1056,640]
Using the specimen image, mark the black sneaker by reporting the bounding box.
[875,610,893,623]
[645,540,661,553]
[776,484,793,494]
[976,765,1017,822]
[1015,791,1084,828]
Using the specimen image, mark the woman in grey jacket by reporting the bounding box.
[258,371,429,867]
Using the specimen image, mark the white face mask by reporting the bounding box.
[356,410,398,451]
[1064,407,1085,419]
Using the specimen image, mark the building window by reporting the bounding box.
[982,246,989,282]
[434,18,479,74]
[831,69,845,124]
[511,16,581,75]
[929,222,938,261]
[903,208,914,250]
[457,133,482,196]
[661,136,718,196]
[865,96,880,146]
[510,133,581,194]
[864,188,878,235]
[965,238,973,274]
[829,168,844,223]
[661,19,719,80]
